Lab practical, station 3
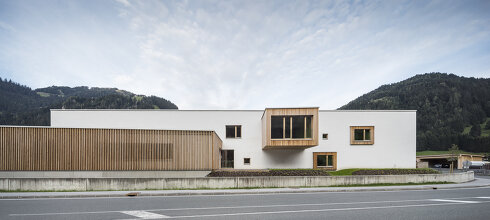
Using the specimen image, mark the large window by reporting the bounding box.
[226,125,241,138]
[271,116,313,139]
[350,126,374,145]
[220,150,234,168]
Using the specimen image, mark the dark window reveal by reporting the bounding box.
[316,155,327,167]
[271,116,313,139]
[220,150,234,168]
[351,126,374,145]
[226,125,241,138]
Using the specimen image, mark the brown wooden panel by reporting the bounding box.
[261,108,319,149]
[0,126,222,171]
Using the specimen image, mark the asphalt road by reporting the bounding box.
[1,186,490,220]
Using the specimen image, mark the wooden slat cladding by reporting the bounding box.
[261,108,319,149]
[0,127,222,171]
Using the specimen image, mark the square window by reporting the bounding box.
[226,125,241,138]
[314,152,337,170]
[350,126,374,145]
[322,133,328,140]
[244,158,250,165]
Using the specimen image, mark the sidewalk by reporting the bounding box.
[2,178,490,199]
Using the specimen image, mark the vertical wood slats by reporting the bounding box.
[0,127,222,171]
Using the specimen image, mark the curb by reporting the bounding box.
[1,181,490,199]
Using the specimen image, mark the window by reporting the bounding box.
[313,152,336,170]
[220,150,234,168]
[350,126,374,145]
[322,133,328,140]
[226,125,241,138]
[271,116,313,139]
[244,158,250,165]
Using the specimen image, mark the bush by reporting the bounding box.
[207,169,330,177]
[352,168,439,175]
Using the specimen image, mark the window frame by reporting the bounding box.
[225,125,242,139]
[313,152,337,170]
[350,126,374,145]
[270,115,313,140]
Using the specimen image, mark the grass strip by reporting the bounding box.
[328,181,454,187]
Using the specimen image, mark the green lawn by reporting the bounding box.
[328,181,453,187]
[327,168,437,176]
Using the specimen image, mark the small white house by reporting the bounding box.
[51,107,416,170]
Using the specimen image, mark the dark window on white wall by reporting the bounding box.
[226,125,241,138]
[322,133,328,140]
[271,116,312,139]
[244,158,250,165]
[221,150,234,168]
[350,126,374,145]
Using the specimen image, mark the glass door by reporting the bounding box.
[220,150,234,168]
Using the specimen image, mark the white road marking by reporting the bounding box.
[2,186,490,201]
[168,201,490,219]
[430,199,480,204]
[120,211,169,219]
[8,196,489,217]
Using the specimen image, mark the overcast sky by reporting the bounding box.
[1,0,489,110]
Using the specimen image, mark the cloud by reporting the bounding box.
[1,0,489,109]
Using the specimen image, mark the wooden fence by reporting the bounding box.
[0,126,222,171]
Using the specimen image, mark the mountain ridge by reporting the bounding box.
[339,72,490,152]
[0,77,177,126]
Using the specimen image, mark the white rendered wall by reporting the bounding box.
[51,109,416,170]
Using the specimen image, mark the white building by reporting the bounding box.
[51,107,416,170]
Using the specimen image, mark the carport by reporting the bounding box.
[416,154,484,169]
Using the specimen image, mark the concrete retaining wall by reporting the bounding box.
[0,171,210,178]
[0,171,474,191]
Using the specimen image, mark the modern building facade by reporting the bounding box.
[51,107,416,170]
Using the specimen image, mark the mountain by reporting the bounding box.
[0,78,177,126]
[339,73,490,152]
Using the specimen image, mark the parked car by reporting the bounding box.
[434,164,442,168]
[442,164,450,168]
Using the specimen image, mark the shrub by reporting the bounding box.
[207,169,330,177]
[352,168,439,175]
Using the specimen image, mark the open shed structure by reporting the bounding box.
[416,154,484,169]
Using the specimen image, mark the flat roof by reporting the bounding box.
[417,154,484,159]
[0,125,217,133]
[50,109,416,112]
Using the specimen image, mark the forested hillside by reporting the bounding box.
[340,73,490,152]
[0,78,177,126]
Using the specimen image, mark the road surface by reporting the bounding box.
[1,186,490,219]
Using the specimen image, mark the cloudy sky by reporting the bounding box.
[0,0,489,109]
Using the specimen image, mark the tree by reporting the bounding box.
[447,144,461,173]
